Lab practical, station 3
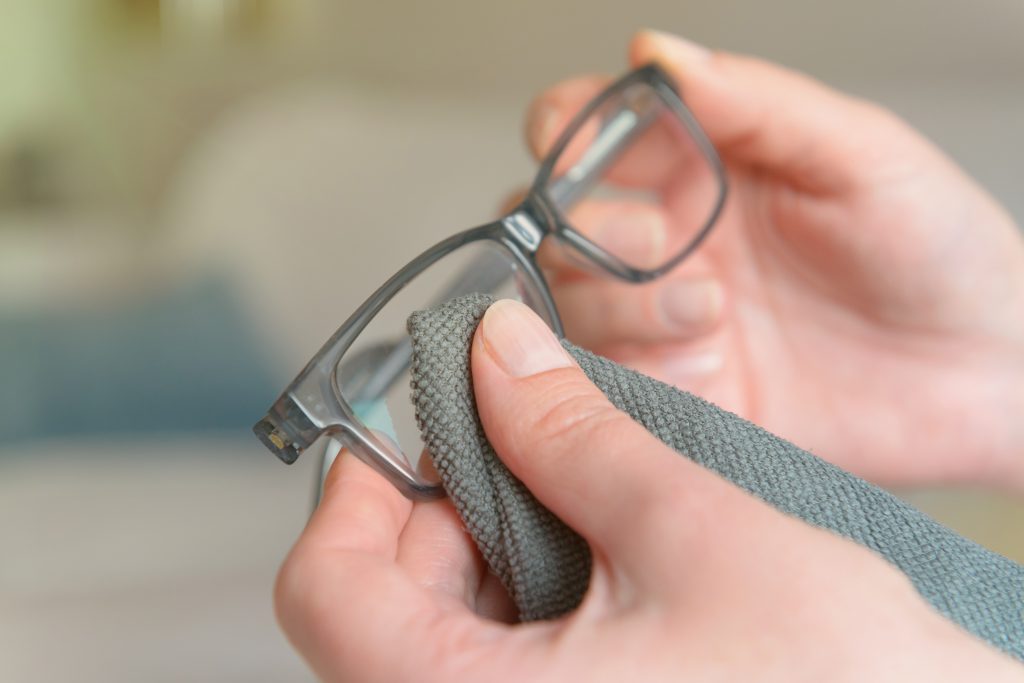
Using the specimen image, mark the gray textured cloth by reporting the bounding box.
[407,293,1024,661]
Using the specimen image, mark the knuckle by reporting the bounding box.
[273,548,311,633]
[274,545,353,642]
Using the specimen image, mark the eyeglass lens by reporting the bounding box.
[545,80,720,272]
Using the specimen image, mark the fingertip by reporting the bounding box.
[629,29,712,76]
[628,29,664,67]
[523,75,612,160]
[307,448,413,558]
[476,299,574,379]
[525,95,559,160]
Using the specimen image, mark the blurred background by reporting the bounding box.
[2,1,1022,680]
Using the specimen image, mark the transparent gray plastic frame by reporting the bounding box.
[253,63,728,500]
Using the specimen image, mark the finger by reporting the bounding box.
[396,498,516,621]
[304,448,413,559]
[525,75,609,160]
[277,454,510,681]
[629,30,889,192]
[276,453,425,677]
[552,275,724,348]
[470,299,748,569]
[537,199,670,275]
[397,499,481,600]
[600,338,727,384]
[475,572,518,623]
[525,75,699,190]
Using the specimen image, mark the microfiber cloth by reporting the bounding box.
[406,293,1024,661]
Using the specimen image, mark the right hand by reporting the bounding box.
[527,30,1024,492]
[276,300,1024,682]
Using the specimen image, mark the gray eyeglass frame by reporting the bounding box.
[252,63,728,500]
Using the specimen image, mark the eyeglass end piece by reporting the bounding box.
[253,418,301,465]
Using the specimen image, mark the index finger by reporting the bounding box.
[276,451,548,682]
[303,448,413,558]
[275,453,465,680]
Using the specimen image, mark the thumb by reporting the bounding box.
[470,299,737,561]
[629,29,890,192]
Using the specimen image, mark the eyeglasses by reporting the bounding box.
[253,64,727,500]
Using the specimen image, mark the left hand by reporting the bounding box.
[524,30,1024,492]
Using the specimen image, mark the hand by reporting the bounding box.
[527,30,1024,491]
[275,300,1021,682]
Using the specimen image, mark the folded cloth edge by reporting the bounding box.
[407,293,1024,660]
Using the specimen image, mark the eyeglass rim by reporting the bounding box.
[254,64,729,501]
[254,222,558,499]
[529,62,728,282]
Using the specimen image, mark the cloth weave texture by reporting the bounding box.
[407,294,1024,660]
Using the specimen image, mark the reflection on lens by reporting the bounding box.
[332,241,548,486]
[545,81,720,273]
[351,399,399,443]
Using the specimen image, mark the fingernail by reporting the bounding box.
[643,29,712,64]
[526,101,558,156]
[596,212,667,268]
[659,279,724,331]
[481,300,573,378]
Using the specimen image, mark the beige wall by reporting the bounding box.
[317,0,1024,90]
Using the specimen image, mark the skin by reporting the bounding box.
[276,300,1023,681]
[276,30,1024,681]
[532,31,1024,492]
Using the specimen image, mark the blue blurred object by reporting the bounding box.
[0,275,279,445]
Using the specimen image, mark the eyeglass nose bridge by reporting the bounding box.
[500,194,556,254]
